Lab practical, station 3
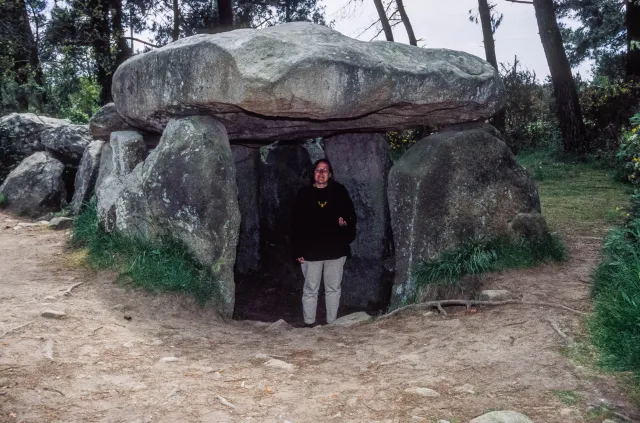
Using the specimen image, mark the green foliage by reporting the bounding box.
[616,113,640,183]
[551,390,583,406]
[0,193,6,208]
[412,235,566,292]
[499,60,561,154]
[71,200,222,305]
[386,128,427,160]
[581,78,640,153]
[58,77,100,123]
[590,218,640,378]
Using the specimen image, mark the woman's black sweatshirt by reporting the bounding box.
[291,181,357,261]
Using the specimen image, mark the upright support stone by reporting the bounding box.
[95,131,147,232]
[387,126,543,307]
[324,133,393,310]
[258,139,324,288]
[231,144,261,276]
[114,116,241,316]
[70,140,105,215]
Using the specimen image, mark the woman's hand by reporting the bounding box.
[338,217,348,227]
[296,257,305,264]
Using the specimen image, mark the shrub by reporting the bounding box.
[616,113,640,184]
[0,193,5,208]
[590,219,640,378]
[71,200,222,305]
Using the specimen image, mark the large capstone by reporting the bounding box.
[387,125,544,307]
[95,131,147,232]
[231,144,261,276]
[324,133,393,310]
[112,22,505,141]
[112,116,241,316]
[70,140,105,215]
[0,113,70,182]
[0,152,66,217]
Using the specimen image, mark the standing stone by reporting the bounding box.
[388,126,543,307]
[231,144,261,276]
[324,133,393,310]
[95,131,147,232]
[0,152,67,217]
[114,116,240,316]
[258,139,324,288]
[70,140,105,215]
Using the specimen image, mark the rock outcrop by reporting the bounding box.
[324,133,393,309]
[0,113,70,181]
[70,140,105,215]
[387,125,544,306]
[112,22,504,141]
[0,152,67,217]
[40,124,93,165]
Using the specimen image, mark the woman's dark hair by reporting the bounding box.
[312,158,333,179]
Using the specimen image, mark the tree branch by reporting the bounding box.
[122,37,160,48]
[505,0,533,4]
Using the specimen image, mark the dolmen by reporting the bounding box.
[1,22,547,317]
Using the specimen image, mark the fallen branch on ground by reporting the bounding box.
[0,321,34,338]
[63,281,85,296]
[380,299,587,320]
[547,320,569,341]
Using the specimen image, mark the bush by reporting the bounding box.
[590,219,640,378]
[616,113,640,184]
[0,193,5,208]
[71,200,222,305]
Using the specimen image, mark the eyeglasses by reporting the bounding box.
[314,169,330,174]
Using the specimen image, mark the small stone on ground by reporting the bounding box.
[41,310,65,319]
[469,410,534,423]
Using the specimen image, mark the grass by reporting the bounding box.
[412,235,566,292]
[589,219,640,379]
[517,150,632,235]
[71,200,221,305]
[0,193,5,208]
[551,390,583,406]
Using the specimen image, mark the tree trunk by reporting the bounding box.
[532,0,587,155]
[217,0,233,32]
[172,0,180,41]
[89,0,113,104]
[12,0,39,111]
[627,0,640,79]
[111,0,131,68]
[395,0,416,46]
[478,0,497,69]
[372,0,394,42]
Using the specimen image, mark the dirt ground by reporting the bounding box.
[0,211,638,423]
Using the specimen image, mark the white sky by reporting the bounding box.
[321,0,592,81]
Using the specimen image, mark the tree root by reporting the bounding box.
[63,281,85,296]
[380,299,587,320]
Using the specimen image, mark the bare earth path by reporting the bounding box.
[0,211,637,423]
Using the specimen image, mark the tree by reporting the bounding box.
[627,0,640,79]
[395,0,416,46]
[372,0,394,41]
[475,0,499,69]
[508,0,586,154]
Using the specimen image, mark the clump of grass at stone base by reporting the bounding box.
[0,193,6,208]
[411,234,566,298]
[590,218,640,381]
[71,199,222,305]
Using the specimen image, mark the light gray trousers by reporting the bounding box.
[301,256,346,324]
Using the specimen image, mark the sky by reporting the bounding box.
[320,0,592,81]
